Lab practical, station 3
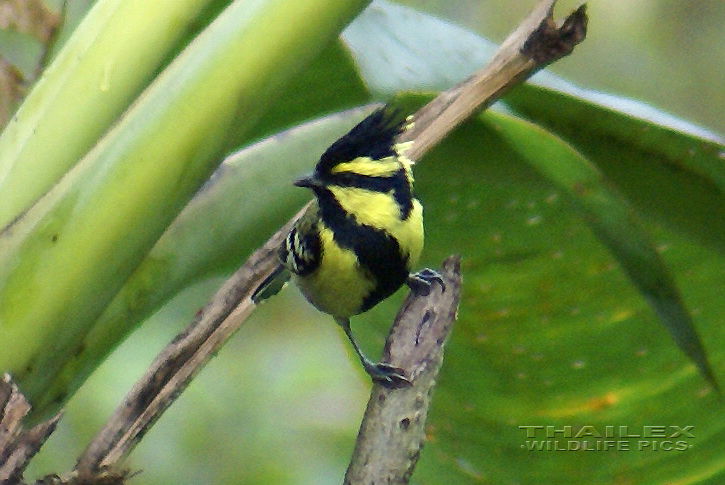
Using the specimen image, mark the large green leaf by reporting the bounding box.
[33,107,375,415]
[342,0,723,379]
[484,109,717,390]
[409,116,725,485]
[506,82,725,257]
[0,0,370,413]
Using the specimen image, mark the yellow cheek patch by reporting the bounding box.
[329,186,402,229]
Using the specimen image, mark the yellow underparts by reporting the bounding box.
[294,172,424,320]
[294,226,376,319]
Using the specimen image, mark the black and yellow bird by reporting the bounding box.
[260,107,442,384]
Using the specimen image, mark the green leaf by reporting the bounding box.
[33,107,377,415]
[342,0,722,388]
[408,116,725,485]
[483,109,717,389]
[0,0,238,229]
[341,0,496,95]
[0,0,370,414]
[506,82,725,257]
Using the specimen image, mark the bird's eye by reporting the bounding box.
[337,172,355,185]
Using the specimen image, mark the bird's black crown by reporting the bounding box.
[316,107,406,175]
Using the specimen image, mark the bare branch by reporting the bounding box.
[344,256,461,484]
[0,374,61,483]
[73,211,302,479]
[398,0,587,161]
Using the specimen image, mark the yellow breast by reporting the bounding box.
[294,226,376,319]
[293,191,424,320]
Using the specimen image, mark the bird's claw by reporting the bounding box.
[363,361,411,388]
[407,268,446,296]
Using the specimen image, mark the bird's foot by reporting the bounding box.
[337,317,411,388]
[407,268,445,296]
[361,359,411,388]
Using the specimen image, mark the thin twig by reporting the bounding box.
[73,210,301,478]
[0,374,61,483]
[398,0,587,161]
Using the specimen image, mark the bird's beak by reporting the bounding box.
[293,173,322,189]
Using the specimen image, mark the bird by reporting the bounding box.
[258,107,443,385]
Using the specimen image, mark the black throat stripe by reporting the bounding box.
[316,189,409,312]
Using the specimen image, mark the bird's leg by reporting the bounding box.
[336,317,410,387]
[407,268,445,296]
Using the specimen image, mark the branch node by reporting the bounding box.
[522,4,588,64]
[0,374,61,485]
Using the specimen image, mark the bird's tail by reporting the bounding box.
[251,263,291,304]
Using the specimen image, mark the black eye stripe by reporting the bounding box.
[329,172,397,190]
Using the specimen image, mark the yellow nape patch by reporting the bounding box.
[295,227,375,319]
[330,157,401,178]
[394,140,414,163]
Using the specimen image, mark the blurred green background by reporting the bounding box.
[400,0,725,136]
[2,0,722,483]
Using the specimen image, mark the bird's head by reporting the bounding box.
[294,107,414,195]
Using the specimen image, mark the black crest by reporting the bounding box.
[316,107,406,174]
